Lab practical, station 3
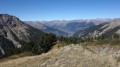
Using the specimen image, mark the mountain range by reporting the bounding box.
[25,21,68,36]
[0,14,120,57]
[26,19,111,36]
[74,19,120,38]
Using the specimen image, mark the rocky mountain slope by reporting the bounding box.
[0,14,43,55]
[26,19,108,36]
[74,19,120,38]
[0,44,119,67]
[42,19,109,36]
[26,21,68,36]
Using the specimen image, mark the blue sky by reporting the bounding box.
[0,0,120,21]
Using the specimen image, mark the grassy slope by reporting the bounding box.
[0,44,120,67]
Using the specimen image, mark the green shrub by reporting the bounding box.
[109,39,120,45]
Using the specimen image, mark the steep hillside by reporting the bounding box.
[26,21,68,36]
[0,35,14,56]
[0,14,43,56]
[0,44,119,67]
[74,19,120,38]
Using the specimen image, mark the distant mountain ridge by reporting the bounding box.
[74,18,120,38]
[27,19,110,36]
[25,21,68,36]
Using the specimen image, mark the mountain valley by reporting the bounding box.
[0,14,120,67]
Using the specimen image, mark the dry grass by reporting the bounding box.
[0,44,120,67]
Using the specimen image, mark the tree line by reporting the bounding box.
[58,33,120,45]
[3,32,120,57]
